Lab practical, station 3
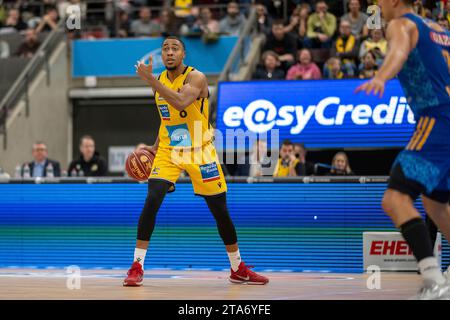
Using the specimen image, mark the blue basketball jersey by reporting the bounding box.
[397,13,450,118]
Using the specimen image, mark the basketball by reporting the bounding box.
[125,149,155,181]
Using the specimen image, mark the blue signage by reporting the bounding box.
[215,79,416,150]
[72,36,238,77]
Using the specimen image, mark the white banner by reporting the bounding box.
[108,146,135,173]
[363,232,441,271]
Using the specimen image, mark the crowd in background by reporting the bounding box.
[253,0,450,81]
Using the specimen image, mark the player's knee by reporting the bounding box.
[382,190,405,217]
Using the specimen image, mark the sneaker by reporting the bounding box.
[410,279,450,300]
[123,261,144,287]
[229,262,269,285]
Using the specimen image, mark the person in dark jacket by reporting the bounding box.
[21,141,61,177]
[68,135,107,177]
[252,50,285,80]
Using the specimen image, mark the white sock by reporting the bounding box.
[227,249,242,272]
[134,248,147,269]
[418,257,445,285]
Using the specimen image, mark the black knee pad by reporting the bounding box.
[136,179,172,241]
[203,192,238,245]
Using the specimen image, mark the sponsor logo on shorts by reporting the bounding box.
[199,162,220,182]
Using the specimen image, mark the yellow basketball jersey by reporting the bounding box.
[155,66,214,149]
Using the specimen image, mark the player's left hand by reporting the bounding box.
[135,56,153,82]
[355,77,386,98]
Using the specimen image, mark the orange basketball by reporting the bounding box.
[125,149,155,181]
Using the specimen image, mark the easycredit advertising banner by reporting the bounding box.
[216,79,416,149]
[72,36,237,77]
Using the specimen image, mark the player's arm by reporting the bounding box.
[150,71,206,111]
[135,57,205,111]
[355,19,416,97]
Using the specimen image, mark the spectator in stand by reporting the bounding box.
[263,20,297,71]
[293,143,315,176]
[341,0,369,39]
[437,15,449,30]
[68,135,107,177]
[329,151,354,176]
[235,140,270,177]
[286,48,321,80]
[131,7,161,37]
[283,4,311,49]
[0,39,9,58]
[358,50,378,79]
[323,57,344,79]
[273,139,305,177]
[15,28,40,58]
[0,8,27,31]
[331,19,359,77]
[113,10,132,38]
[252,50,285,80]
[359,28,387,62]
[180,6,200,35]
[21,141,61,178]
[255,3,272,35]
[304,0,337,49]
[413,0,428,17]
[174,0,193,18]
[196,7,220,34]
[219,1,246,36]
[159,8,181,37]
[36,6,59,33]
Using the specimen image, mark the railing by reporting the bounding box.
[0,176,391,184]
[208,7,258,125]
[0,20,65,150]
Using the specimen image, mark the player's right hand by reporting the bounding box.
[355,77,385,98]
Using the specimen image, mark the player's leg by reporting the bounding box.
[124,148,181,287]
[383,157,446,288]
[185,144,268,284]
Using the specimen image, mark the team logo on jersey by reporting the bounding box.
[151,167,160,175]
[166,123,192,147]
[199,162,220,182]
[158,104,171,120]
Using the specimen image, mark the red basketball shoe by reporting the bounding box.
[229,262,269,285]
[123,261,144,287]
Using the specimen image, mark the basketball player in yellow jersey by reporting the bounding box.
[123,36,269,286]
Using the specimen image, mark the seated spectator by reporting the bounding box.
[323,57,344,79]
[329,152,354,175]
[131,7,161,37]
[286,48,322,80]
[36,6,59,33]
[180,6,200,35]
[273,139,305,177]
[262,20,297,71]
[413,0,429,17]
[0,39,10,58]
[68,135,107,177]
[437,15,449,30]
[255,3,272,35]
[159,8,181,37]
[293,143,315,176]
[304,0,336,49]
[219,1,246,36]
[174,0,193,18]
[196,7,220,34]
[341,0,368,39]
[21,141,61,178]
[359,50,378,79]
[331,19,359,77]
[252,50,285,80]
[115,10,132,38]
[0,8,27,31]
[283,4,310,48]
[15,28,41,58]
[359,28,387,62]
[235,140,270,177]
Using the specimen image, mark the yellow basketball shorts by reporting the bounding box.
[148,142,227,196]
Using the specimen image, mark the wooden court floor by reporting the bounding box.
[0,268,421,300]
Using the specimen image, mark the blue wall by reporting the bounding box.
[0,182,447,272]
